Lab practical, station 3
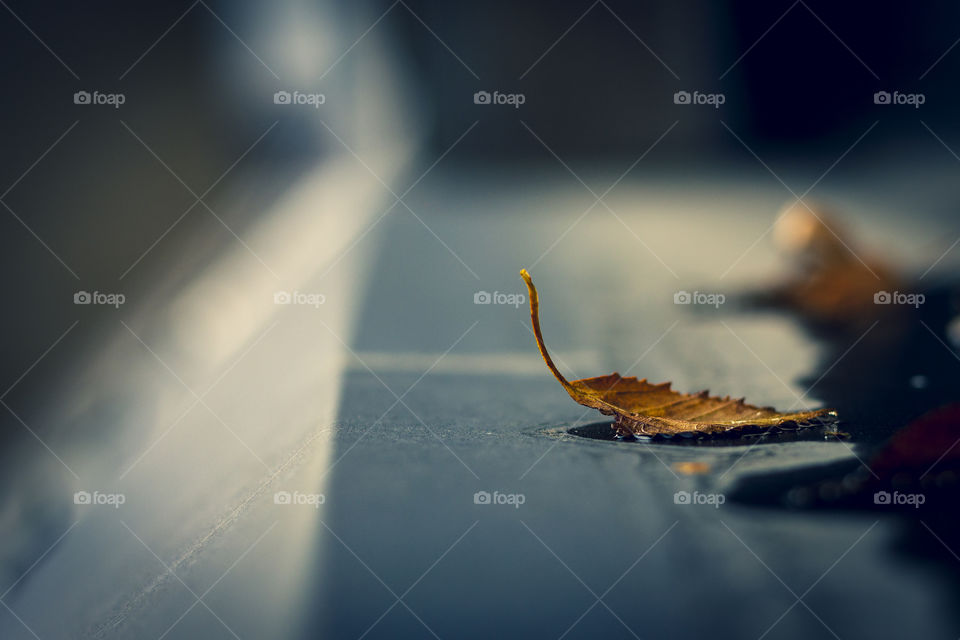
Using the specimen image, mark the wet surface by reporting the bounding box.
[303,169,960,639]
[3,167,960,639]
[565,420,842,446]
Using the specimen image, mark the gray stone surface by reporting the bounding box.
[2,165,957,639]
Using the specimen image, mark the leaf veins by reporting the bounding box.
[520,269,836,437]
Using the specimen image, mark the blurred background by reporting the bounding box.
[2,1,960,639]
[2,0,960,392]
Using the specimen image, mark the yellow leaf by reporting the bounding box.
[520,269,836,437]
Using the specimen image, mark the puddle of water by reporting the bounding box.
[560,420,843,448]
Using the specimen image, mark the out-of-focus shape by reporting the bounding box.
[763,201,904,326]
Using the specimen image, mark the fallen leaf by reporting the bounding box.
[520,269,835,437]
